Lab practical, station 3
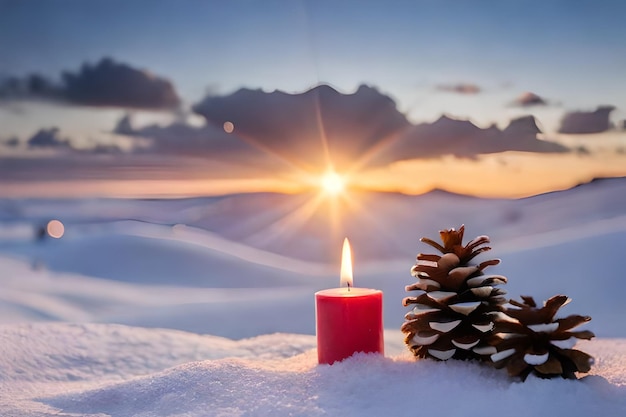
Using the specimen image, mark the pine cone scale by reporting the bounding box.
[567,330,595,340]
[419,237,446,253]
[504,354,529,377]
[534,355,563,375]
[491,295,595,380]
[557,315,591,331]
[559,349,594,372]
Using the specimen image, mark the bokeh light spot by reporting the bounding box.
[223,121,235,133]
[46,220,65,239]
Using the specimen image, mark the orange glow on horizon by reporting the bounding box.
[3,151,626,199]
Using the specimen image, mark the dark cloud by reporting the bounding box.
[21,127,128,154]
[62,58,180,109]
[575,145,592,155]
[2,137,20,147]
[190,85,569,168]
[8,85,570,167]
[502,115,542,137]
[0,58,180,110]
[513,92,547,107]
[89,143,125,154]
[114,114,135,136]
[0,74,62,101]
[436,83,481,94]
[27,128,71,148]
[192,84,411,171]
[558,106,615,134]
[6,84,573,168]
[112,114,272,165]
[378,115,569,161]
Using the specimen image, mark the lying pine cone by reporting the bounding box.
[402,225,508,361]
[490,295,595,380]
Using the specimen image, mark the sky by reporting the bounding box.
[1,0,626,198]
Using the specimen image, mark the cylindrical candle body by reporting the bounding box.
[315,288,384,364]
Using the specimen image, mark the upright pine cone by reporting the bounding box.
[490,295,595,380]
[402,225,508,361]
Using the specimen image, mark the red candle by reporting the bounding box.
[315,238,384,364]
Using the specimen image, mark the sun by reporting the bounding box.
[320,171,346,196]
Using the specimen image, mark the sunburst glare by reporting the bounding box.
[320,171,346,196]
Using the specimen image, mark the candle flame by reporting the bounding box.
[340,237,353,288]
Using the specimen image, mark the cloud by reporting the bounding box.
[377,114,569,161]
[62,58,180,109]
[436,83,481,94]
[513,92,547,107]
[189,85,571,168]
[0,75,61,104]
[19,126,135,154]
[112,114,272,165]
[558,106,615,134]
[192,84,411,171]
[27,128,71,149]
[114,114,135,135]
[575,145,592,155]
[2,136,20,147]
[5,84,573,173]
[0,58,180,110]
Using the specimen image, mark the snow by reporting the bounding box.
[1,178,626,416]
[1,324,624,417]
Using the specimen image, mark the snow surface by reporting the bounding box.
[1,324,624,417]
[1,178,626,416]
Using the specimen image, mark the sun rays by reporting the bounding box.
[204,87,410,255]
[319,170,346,196]
[237,167,406,263]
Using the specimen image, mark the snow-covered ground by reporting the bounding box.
[2,323,624,417]
[1,177,626,416]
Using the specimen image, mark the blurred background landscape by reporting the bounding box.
[1,0,625,337]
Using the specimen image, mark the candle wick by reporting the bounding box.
[347,282,351,292]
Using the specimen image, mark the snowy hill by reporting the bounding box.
[1,178,626,416]
[1,177,626,336]
[3,176,626,262]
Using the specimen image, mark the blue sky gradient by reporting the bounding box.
[3,0,625,107]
